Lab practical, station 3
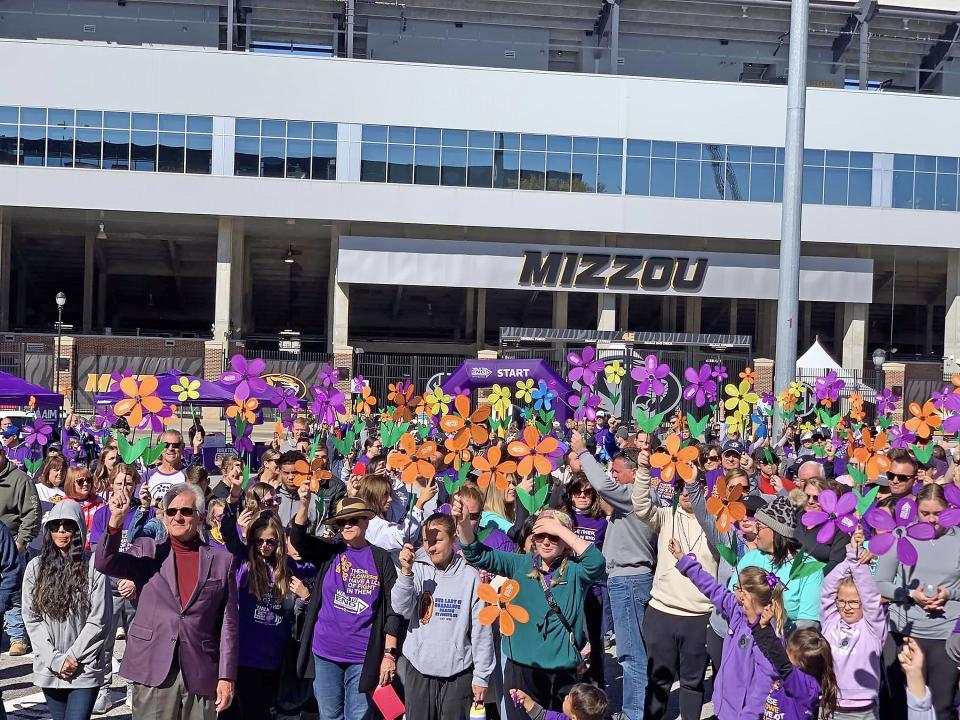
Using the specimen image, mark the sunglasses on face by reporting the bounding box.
[260,497,278,508]
[706,455,720,462]
[468,511,482,521]
[572,487,594,496]
[807,494,820,503]
[75,477,92,487]
[534,533,560,544]
[256,537,278,547]
[333,518,362,529]
[166,442,184,450]
[51,522,78,533]
[165,506,196,518]
[889,473,914,483]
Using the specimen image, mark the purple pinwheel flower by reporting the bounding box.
[317,363,340,388]
[761,391,776,407]
[567,346,604,388]
[888,424,916,450]
[219,355,268,402]
[21,419,53,448]
[932,386,952,410]
[940,483,960,529]
[568,390,602,422]
[876,388,900,416]
[138,404,174,434]
[230,418,254,454]
[631,354,671,399]
[801,489,858,543]
[310,386,346,425]
[942,393,960,434]
[864,497,936,566]
[352,375,367,394]
[815,370,845,405]
[682,364,717,409]
[711,365,728,383]
[272,385,301,414]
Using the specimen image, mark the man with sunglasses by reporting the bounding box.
[96,482,238,719]
[886,448,919,499]
[144,429,200,505]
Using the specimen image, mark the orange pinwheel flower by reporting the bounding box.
[354,386,377,415]
[739,367,756,386]
[443,443,473,470]
[473,446,518,491]
[905,401,942,440]
[114,375,164,428]
[387,433,438,485]
[952,373,960,392]
[507,425,559,478]
[706,477,747,533]
[292,458,331,493]
[440,395,491,451]
[477,579,529,637]
[227,396,259,424]
[650,433,698,484]
[852,429,891,481]
[388,382,423,423]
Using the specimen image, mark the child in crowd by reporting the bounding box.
[511,683,608,720]
[821,527,886,720]
[666,538,783,720]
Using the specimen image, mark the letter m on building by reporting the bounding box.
[518,251,564,286]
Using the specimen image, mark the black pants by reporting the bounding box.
[881,633,959,720]
[642,606,709,720]
[219,666,280,720]
[584,590,606,687]
[503,660,577,720]
[400,657,474,720]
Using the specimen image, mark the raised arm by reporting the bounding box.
[685,478,733,550]
[95,488,151,581]
[220,501,249,561]
[289,483,340,566]
[576,441,633,513]
[674,548,741,622]
[454,494,524,577]
[631,459,663,531]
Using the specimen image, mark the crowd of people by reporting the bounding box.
[0,375,957,720]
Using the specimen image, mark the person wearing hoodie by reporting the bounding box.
[393,513,495,720]
[22,499,111,720]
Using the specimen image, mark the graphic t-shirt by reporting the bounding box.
[144,467,186,502]
[312,545,381,664]
[35,484,66,504]
[237,561,314,670]
[573,512,607,549]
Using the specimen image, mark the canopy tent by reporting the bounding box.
[796,340,842,373]
[95,370,236,408]
[0,371,63,408]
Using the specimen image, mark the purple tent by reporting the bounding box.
[95,370,236,408]
[0,371,63,408]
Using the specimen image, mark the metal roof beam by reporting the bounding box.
[919,20,960,90]
[830,0,877,71]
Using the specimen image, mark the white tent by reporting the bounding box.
[796,339,841,373]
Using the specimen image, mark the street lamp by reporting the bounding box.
[55,292,66,393]
[872,347,886,391]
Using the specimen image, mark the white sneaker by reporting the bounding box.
[92,687,113,715]
[125,685,132,708]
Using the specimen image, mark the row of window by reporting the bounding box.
[892,155,960,212]
[234,119,337,180]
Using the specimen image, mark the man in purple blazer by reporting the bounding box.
[95,481,238,719]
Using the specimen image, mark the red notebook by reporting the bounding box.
[371,684,405,720]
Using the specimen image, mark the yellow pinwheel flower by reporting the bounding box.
[724,380,759,418]
[800,420,815,433]
[425,386,452,416]
[604,360,626,386]
[490,384,513,419]
[171,376,201,403]
[788,381,805,398]
[515,379,535,404]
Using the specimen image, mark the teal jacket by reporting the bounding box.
[461,541,605,670]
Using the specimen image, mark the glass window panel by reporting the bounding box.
[752,146,776,164]
[702,144,725,162]
[441,146,467,186]
[185,133,213,174]
[519,150,545,190]
[893,155,915,171]
[158,132,185,173]
[76,110,102,128]
[726,163,749,200]
[848,169,872,207]
[750,163,775,202]
[48,109,74,127]
[131,131,157,171]
[914,172,935,209]
[387,143,414,183]
[46,126,73,167]
[187,116,213,134]
[892,171,914,208]
[21,108,46,125]
[938,157,960,174]
[803,149,825,166]
[916,155,936,173]
[234,136,259,177]
[389,126,414,144]
[599,138,623,155]
[467,148,494,187]
[650,157,676,196]
[850,152,872,169]
[521,134,546,152]
[700,161,724,200]
[571,154,597,193]
[159,114,185,132]
[19,126,44,166]
[652,141,676,158]
[469,131,494,149]
[493,149,519,189]
[677,143,700,160]
[286,138,311,179]
[597,155,622,194]
[546,152,571,192]
[74,128,102,169]
[416,127,441,145]
[103,129,130,170]
[496,132,520,151]
[442,129,468,148]
[287,121,310,139]
[0,107,17,123]
[260,137,285,178]
[132,113,158,131]
[547,135,572,153]
[360,142,387,182]
[937,173,958,212]
[104,112,131,129]
[626,156,650,195]
[675,159,700,198]
[825,150,849,167]
[823,167,848,205]
[414,145,440,185]
[802,166,824,203]
[362,125,388,143]
[573,137,598,154]
[312,122,337,141]
[627,139,651,157]
[311,140,337,180]
[775,164,784,202]
[261,120,285,138]
[727,145,750,163]
[776,147,786,164]
[0,125,17,166]
[236,119,260,136]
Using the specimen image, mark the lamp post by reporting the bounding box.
[55,292,66,393]
[872,347,887,391]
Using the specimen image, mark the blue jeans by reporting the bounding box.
[609,573,653,720]
[4,549,26,641]
[313,655,370,720]
[42,687,98,720]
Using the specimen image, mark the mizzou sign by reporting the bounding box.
[518,251,707,292]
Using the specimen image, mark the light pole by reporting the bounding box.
[872,347,887,392]
[55,292,66,392]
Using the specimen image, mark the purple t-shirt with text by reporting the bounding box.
[312,545,381,664]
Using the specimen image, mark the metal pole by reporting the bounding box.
[772,0,809,438]
[346,0,356,59]
[227,0,235,51]
[56,306,63,394]
[610,1,620,75]
[858,20,870,90]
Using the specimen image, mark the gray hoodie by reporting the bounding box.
[22,499,112,688]
[391,551,495,688]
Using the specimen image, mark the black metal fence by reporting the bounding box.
[73,354,205,413]
[353,352,467,405]
[0,340,53,395]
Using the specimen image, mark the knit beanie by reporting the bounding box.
[755,495,799,539]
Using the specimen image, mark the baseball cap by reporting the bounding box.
[721,440,744,456]
[1,426,18,438]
